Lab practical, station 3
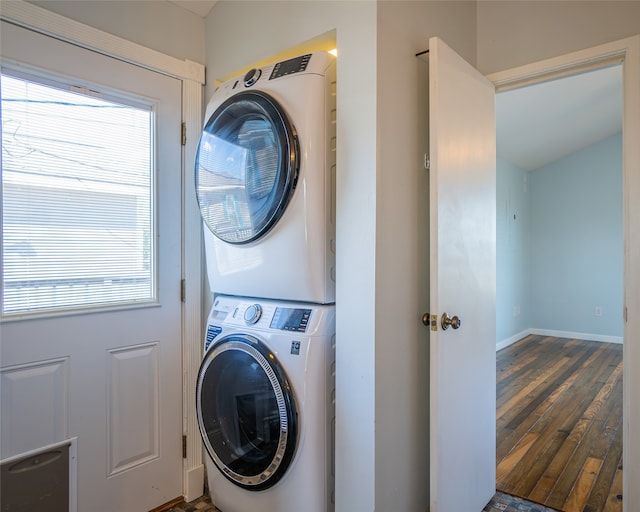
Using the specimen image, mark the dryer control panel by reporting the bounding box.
[270,54,311,80]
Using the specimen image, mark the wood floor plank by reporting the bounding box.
[496,336,623,512]
[563,457,602,511]
[496,432,539,485]
[603,464,623,512]
[584,428,623,512]
[546,357,622,509]
[504,343,610,431]
[497,355,572,420]
[508,372,611,498]
[497,337,578,399]
[528,364,621,505]
[496,342,615,466]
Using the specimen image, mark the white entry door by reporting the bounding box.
[0,23,183,511]
[428,37,496,511]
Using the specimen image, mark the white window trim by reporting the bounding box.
[1,1,205,501]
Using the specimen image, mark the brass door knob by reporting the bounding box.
[441,313,461,330]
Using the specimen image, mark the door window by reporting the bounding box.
[1,71,155,317]
[195,91,298,244]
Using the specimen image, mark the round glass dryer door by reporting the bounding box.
[195,91,299,244]
[196,335,298,490]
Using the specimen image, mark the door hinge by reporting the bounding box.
[424,153,430,170]
[624,306,628,323]
[181,122,187,146]
[180,278,186,303]
[182,435,187,459]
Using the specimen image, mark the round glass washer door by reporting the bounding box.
[195,91,299,244]
[196,334,298,490]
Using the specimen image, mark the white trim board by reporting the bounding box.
[496,329,623,352]
[531,329,623,345]
[0,1,204,84]
[496,329,533,351]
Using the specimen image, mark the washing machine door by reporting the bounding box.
[196,334,298,490]
[195,91,299,244]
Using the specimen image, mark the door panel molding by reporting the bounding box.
[107,343,160,476]
[1,358,69,458]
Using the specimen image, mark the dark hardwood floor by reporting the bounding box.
[496,335,623,512]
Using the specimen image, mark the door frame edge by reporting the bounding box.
[487,34,640,512]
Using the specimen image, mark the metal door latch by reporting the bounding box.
[422,313,438,331]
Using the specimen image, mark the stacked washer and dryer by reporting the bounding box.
[194,52,337,512]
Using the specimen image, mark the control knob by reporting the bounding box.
[244,304,262,325]
[244,68,261,87]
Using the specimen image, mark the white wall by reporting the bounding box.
[477,0,640,74]
[496,136,623,347]
[375,3,476,510]
[496,158,531,346]
[530,134,623,339]
[26,0,206,63]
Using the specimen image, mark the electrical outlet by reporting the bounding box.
[595,306,602,317]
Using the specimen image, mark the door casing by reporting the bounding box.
[488,35,640,511]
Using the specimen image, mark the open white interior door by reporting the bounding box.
[428,37,496,511]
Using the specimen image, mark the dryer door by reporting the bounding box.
[195,91,299,244]
[196,334,298,490]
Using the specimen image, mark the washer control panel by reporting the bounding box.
[211,296,314,333]
[269,307,311,332]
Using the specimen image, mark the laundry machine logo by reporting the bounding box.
[290,341,301,355]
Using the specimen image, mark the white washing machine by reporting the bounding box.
[195,52,336,304]
[196,295,335,512]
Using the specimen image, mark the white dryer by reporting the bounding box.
[195,52,336,304]
[196,295,335,512]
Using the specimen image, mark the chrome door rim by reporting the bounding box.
[196,335,298,489]
[195,91,299,245]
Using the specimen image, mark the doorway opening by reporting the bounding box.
[495,64,623,512]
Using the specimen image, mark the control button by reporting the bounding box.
[244,304,262,324]
[244,68,261,87]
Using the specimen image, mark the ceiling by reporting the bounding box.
[496,64,623,171]
[168,0,217,17]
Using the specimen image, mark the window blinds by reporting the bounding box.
[1,73,155,316]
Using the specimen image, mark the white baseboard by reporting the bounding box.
[530,328,623,345]
[184,463,205,503]
[496,328,623,351]
[496,329,533,352]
